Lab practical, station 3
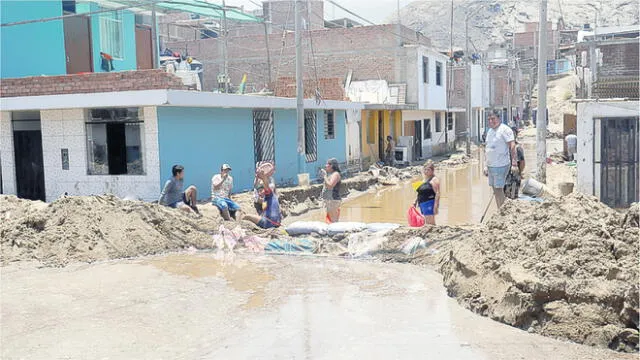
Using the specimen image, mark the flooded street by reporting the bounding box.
[299,138,563,225]
[1,253,630,360]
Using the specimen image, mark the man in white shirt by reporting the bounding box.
[211,163,240,220]
[484,111,519,208]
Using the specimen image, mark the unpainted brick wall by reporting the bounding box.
[274,77,346,100]
[0,70,187,98]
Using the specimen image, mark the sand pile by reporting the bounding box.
[0,195,223,266]
[438,193,639,352]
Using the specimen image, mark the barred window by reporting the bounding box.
[100,11,123,59]
[324,110,335,139]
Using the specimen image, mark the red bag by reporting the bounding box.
[407,206,425,227]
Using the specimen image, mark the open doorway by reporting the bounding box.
[12,111,45,201]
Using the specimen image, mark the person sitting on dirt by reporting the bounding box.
[414,160,440,225]
[385,135,396,166]
[158,165,200,215]
[319,158,342,223]
[211,164,241,221]
[504,127,526,199]
[484,111,519,208]
[243,172,282,229]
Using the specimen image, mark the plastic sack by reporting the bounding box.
[264,239,315,253]
[347,231,389,258]
[407,206,425,227]
[285,221,328,236]
[327,222,366,235]
[366,223,401,233]
[400,237,427,255]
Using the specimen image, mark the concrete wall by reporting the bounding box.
[77,3,138,73]
[157,106,346,200]
[0,1,67,78]
[576,101,640,199]
[413,47,448,111]
[0,107,160,202]
[401,110,455,158]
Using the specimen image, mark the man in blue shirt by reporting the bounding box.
[158,164,200,215]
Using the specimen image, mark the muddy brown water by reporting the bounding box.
[298,139,562,225]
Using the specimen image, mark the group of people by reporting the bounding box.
[158,157,345,228]
[412,110,527,225]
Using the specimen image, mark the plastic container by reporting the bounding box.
[522,178,555,198]
[297,173,310,187]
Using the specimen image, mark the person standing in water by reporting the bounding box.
[319,158,342,223]
[414,160,440,225]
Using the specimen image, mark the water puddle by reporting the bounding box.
[300,139,562,225]
[146,254,274,310]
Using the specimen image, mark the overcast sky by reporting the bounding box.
[222,0,407,24]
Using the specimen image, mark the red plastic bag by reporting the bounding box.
[407,206,425,227]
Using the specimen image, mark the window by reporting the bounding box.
[435,61,443,86]
[447,112,453,131]
[304,110,317,162]
[424,119,432,140]
[62,1,76,13]
[435,112,442,132]
[324,110,335,139]
[100,11,123,59]
[200,29,218,39]
[86,108,143,175]
[253,109,275,163]
[422,56,429,83]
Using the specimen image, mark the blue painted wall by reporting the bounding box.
[157,107,347,200]
[273,109,346,185]
[77,3,137,72]
[0,1,67,78]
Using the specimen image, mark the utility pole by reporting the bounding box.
[465,16,472,155]
[151,3,159,69]
[397,0,401,25]
[295,0,306,175]
[536,0,548,183]
[263,19,272,85]
[222,0,229,93]
[507,55,512,126]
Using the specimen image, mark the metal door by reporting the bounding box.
[414,120,422,160]
[377,111,384,161]
[599,117,639,208]
[304,110,317,162]
[64,15,93,74]
[253,109,275,164]
[13,120,45,201]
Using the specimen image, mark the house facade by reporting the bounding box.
[576,101,639,208]
[1,81,359,202]
[0,0,154,79]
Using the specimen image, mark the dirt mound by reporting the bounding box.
[0,195,223,266]
[438,193,639,352]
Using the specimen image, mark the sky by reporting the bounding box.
[222,0,406,24]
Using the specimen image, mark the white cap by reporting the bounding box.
[221,163,232,170]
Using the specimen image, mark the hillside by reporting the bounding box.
[392,0,640,50]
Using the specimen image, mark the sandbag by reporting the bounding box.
[285,221,328,236]
[327,222,366,235]
[366,223,401,233]
[347,231,389,258]
[264,239,315,253]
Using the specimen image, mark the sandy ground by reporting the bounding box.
[530,74,578,135]
[1,254,635,360]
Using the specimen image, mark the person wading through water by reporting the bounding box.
[414,160,441,225]
[319,158,342,223]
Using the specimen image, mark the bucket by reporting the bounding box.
[521,178,552,198]
[297,173,310,187]
[558,182,574,196]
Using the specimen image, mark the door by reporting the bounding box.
[13,120,45,201]
[135,25,153,70]
[414,120,422,160]
[64,15,93,74]
[106,123,127,175]
[599,117,639,208]
[377,111,384,161]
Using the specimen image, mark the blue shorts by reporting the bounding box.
[212,197,241,211]
[419,200,435,216]
[257,217,279,229]
[488,166,510,188]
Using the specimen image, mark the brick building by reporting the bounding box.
[576,27,640,99]
[513,21,559,61]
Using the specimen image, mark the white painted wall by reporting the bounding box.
[1,107,161,202]
[0,111,16,195]
[345,109,362,164]
[402,110,456,158]
[470,64,484,108]
[415,47,448,111]
[576,101,640,198]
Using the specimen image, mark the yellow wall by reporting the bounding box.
[360,110,403,165]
